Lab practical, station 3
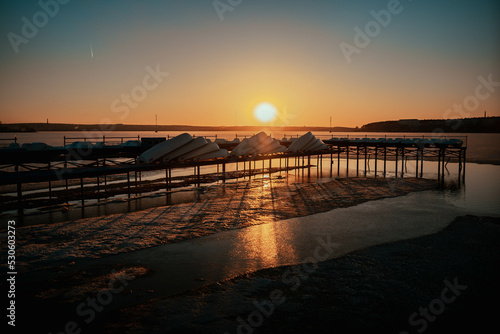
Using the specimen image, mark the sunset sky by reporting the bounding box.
[1,0,499,127]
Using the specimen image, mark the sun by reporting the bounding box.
[254,102,278,123]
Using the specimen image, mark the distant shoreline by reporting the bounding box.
[1,116,499,134]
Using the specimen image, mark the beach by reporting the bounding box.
[7,172,500,333]
[9,177,438,272]
[109,215,500,334]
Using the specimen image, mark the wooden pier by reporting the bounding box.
[0,135,467,215]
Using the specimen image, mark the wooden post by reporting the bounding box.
[346,147,349,177]
[103,158,107,187]
[462,148,467,181]
[64,159,68,190]
[364,146,367,176]
[166,168,169,191]
[81,177,85,205]
[223,163,226,183]
[437,149,441,183]
[458,148,462,180]
[337,147,340,177]
[307,155,311,179]
[441,149,445,180]
[420,149,424,178]
[48,161,52,203]
[319,154,323,178]
[374,147,378,178]
[197,165,201,187]
[401,147,405,177]
[135,171,138,195]
[356,146,360,177]
[383,146,387,178]
[395,148,399,178]
[416,149,419,178]
[127,172,131,198]
[330,153,333,178]
[302,155,305,178]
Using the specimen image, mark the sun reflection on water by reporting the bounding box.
[229,218,298,270]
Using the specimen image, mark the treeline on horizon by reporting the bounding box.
[360,117,500,133]
[0,116,499,133]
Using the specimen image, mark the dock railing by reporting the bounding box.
[63,135,140,146]
[0,137,17,147]
[314,134,468,147]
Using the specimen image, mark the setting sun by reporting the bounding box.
[254,102,278,123]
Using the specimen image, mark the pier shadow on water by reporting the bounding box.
[3,152,496,229]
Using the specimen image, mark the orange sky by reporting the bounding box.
[1,1,499,127]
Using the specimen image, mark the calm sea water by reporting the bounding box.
[1,131,499,225]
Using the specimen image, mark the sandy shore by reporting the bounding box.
[107,215,500,334]
[6,177,437,272]
[7,176,497,333]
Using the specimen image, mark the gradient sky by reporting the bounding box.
[1,0,499,127]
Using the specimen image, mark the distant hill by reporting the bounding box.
[0,124,36,132]
[0,123,352,133]
[1,117,498,133]
[360,117,500,133]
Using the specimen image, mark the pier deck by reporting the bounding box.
[0,136,466,214]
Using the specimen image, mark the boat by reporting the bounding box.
[177,142,220,161]
[195,149,229,160]
[287,132,315,152]
[138,133,192,163]
[160,137,208,162]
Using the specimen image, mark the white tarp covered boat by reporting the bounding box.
[177,142,220,161]
[195,149,229,160]
[230,132,285,157]
[138,133,230,164]
[288,132,327,152]
[287,132,315,152]
[160,137,208,162]
[138,133,193,163]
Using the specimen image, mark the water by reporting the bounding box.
[0,131,499,226]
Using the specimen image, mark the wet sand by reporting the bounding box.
[8,177,437,272]
[8,176,494,333]
[106,215,500,334]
